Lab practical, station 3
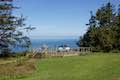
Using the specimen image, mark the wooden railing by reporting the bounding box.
[30,47,92,57]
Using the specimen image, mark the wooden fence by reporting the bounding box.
[31,47,93,57]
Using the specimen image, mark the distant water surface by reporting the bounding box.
[12,39,78,52]
[31,39,78,49]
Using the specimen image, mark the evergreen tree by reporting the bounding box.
[77,2,119,52]
[96,2,114,27]
[77,11,98,47]
[114,4,120,50]
[0,0,33,56]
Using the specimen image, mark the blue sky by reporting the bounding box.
[14,0,119,39]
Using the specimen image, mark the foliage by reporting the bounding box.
[77,2,120,52]
[0,0,34,55]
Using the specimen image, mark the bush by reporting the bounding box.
[110,49,120,53]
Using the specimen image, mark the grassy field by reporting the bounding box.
[1,53,120,80]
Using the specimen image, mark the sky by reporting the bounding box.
[14,0,119,39]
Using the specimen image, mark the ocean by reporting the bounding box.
[12,39,78,52]
[31,39,78,49]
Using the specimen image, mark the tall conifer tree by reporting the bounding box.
[0,0,33,55]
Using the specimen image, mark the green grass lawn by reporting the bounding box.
[1,53,120,80]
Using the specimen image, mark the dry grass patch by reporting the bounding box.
[0,58,36,77]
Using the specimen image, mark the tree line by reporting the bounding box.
[77,2,120,52]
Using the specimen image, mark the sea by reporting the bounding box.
[13,38,79,52]
[31,39,78,49]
